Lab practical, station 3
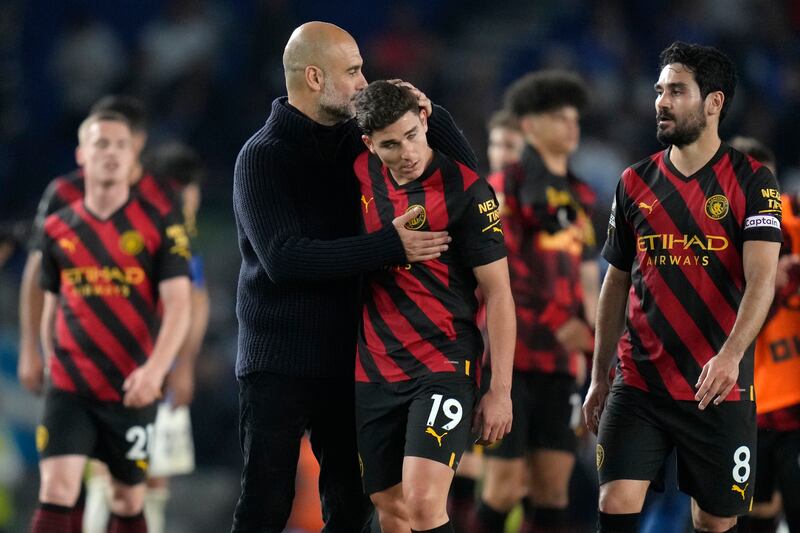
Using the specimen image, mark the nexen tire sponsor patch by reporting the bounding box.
[744,215,780,230]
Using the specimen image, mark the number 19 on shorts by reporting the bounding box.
[427,394,463,430]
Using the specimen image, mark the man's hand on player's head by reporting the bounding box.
[17,346,44,395]
[392,207,451,263]
[123,362,167,408]
[582,377,610,435]
[472,387,512,445]
[695,351,741,410]
[386,79,432,117]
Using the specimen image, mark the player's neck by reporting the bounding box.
[669,131,721,177]
[84,180,130,220]
[531,142,569,177]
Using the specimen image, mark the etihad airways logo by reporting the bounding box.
[61,266,145,298]
[638,234,729,267]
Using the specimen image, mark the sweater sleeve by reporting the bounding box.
[233,141,407,284]
[426,104,478,171]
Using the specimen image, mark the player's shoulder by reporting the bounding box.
[568,172,597,207]
[42,200,83,238]
[724,143,772,182]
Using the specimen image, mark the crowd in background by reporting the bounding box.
[1,0,799,531]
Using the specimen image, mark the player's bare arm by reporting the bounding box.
[472,257,515,444]
[583,264,631,434]
[695,240,780,410]
[39,291,57,372]
[18,251,45,394]
[123,276,191,407]
[580,258,600,327]
[166,285,210,406]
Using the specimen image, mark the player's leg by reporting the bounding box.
[522,373,580,532]
[690,499,737,532]
[472,371,529,532]
[231,371,310,532]
[84,459,112,533]
[143,476,169,533]
[355,380,410,533]
[404,372,478,532]
[447,448,481,532]
[107,479,147,531]
[32,389,97,533]
[596,386,671,532]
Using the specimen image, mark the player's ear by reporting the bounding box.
[75,145,85,167]
[362,134,376,154]
[419,109,429,132]
[305,65,323,92]
[706,90,724,118]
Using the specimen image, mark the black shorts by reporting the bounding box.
[37,388,158,485]
[483,370,580,459]
[753,427,800,505]
[355,373,478,495]
[597,384,756,517]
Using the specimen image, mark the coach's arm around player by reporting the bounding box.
[473,259,515,444]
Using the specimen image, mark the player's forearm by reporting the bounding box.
[580,260,600,326]
[19,252,44,354]
[175,286,209,367]
[148,280,192,376]
[485,290,516,393]
[721,272,777,360]
[591,267,630,382]
[40,292,56,358]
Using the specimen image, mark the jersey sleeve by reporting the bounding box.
[601,174,636,271]
[29,180,62,251]
[154,212,191,283]
[39,227,61,293]
[453,178,507,268]
[742,167,783,242]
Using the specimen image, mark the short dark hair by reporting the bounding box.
[486,109,520,133]
[729,136,776,168]
[144,141,205,187]
[659,41,737,123]
[354,81,419,135]
[90,95,148,132]
[503,70,588,117]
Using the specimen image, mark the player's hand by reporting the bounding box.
[695,351,741,410]
[18,346,44,394]
[582,378,610,435]
[166,362,195,407]
[387,79,432,117]
[393,206,451,262]
[123,363,166,408]
[472,387,512,445]
[555,318,594,353]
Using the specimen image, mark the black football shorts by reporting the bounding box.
[38,388,158,485]
[597,383,757,517]
[483,370,580,459]
[355,372,478,495]
[753,426,800,506]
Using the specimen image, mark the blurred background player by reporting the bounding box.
[448,109,524,531]
[472,70,597,533]
[31,110,191,533]
[731,136,799,533]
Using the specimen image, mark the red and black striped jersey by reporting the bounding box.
[354,150,507,383]
[603,143,782,400]
[30,169,180,251]
[39,196,191,402]
[488,145,596,375]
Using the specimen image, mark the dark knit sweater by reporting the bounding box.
[233,97,477,378]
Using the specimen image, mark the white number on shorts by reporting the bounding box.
[732,445,751,484]
[125,424,154,460]
[426,394,463,431]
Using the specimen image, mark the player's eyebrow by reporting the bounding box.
[654,81,689,91]
[378,125,417,148]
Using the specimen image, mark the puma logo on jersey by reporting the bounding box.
[425,427,448,447]
[638,200,658,215]
[361,195,374,213]
[58,238,78,254]
[492,226,504,235]
[731,483,748,500]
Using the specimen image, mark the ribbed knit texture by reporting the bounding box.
[233,97,476,378]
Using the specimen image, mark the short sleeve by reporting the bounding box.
[601,176,636,271]
[453,178,507,268]
[742,167,783,243]
[154,212,191,282]
[39,231,61,293]
[29,181,61,251]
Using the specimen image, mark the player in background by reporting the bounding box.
[353,80,515,533]
[472,70,597,533]
[30,111,191,533]
[583,42,781,533]
[730,137,799,533]
[448,110,524,531]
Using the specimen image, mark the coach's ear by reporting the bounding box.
[362,134,376,154]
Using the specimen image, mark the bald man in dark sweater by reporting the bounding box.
[231,22,477,532]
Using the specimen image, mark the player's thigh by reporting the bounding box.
[93,400,158,486]
[672,399,756,519]
[355,380,410,496]
[402,456,455,511]
[39,455,88,505]
[596,385,671,493]
[454,449,482,479]
[108,478,146,516]
[690,499,737,532]
[405,373,477,474]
